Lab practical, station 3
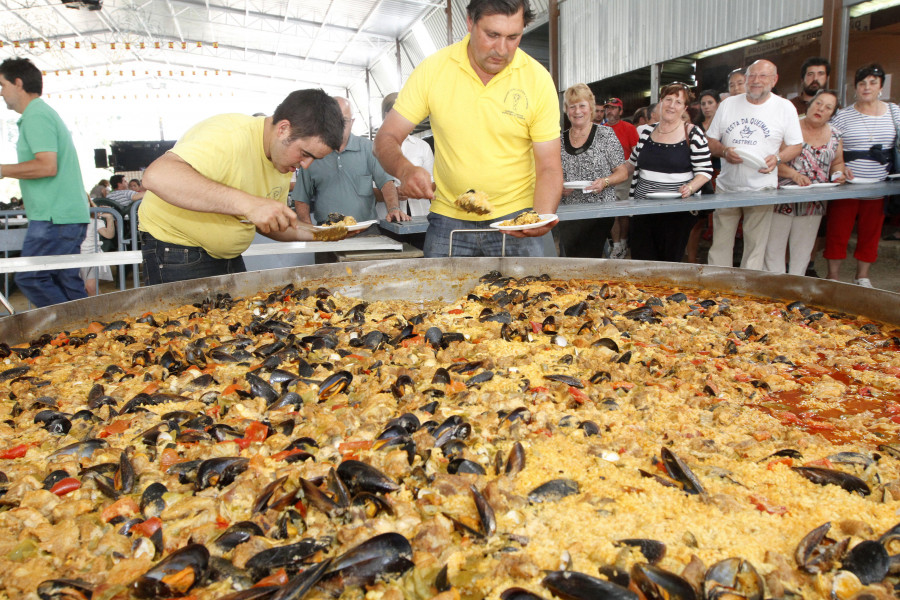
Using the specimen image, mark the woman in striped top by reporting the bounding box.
[625,83,713,262]
[824,63,899,288]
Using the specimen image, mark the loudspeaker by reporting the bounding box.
[94,148,108,169]
[110,141,176,172]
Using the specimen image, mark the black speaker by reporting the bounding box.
[110,141,176,171]
[94,148,108,169]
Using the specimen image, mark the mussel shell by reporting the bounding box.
[196,457,250,490]
[447,458,487,475]
[615,539,666,564]
[505,442,526,476]
[132,543,209,598]
[472,485,496,537]
[842,540,890,585]
[336,460,399,495]
[318,370,352,400]
[703,557,764,600]
[544,374,583,388]
[661,447,706,496]
[36,579,94,600]
[541,570,637,600]
[140,482,168,517]
[792,466,870,496]
[528,479,580,503]
[215,521,265,551]
[631,563,697,600]
[269,559,332,600]
[245,538,332,574]
[323,532,413,589]
[795,522,850,573]
[501,588,549,600]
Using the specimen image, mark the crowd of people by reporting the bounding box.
[562,56,899,289]
[1,0,897,311]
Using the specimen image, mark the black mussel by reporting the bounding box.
[351,492,394,518]
[615,539,666,564]
[269,559,332,600]
[362,330,388,350]
[209,348,240,363]
[196,457,250,490]
[544,374,583,388]
[764,449,803,461]
[273,508,306,541]
[792,466,870,496]
[177,430,212,444]
[167,460,203,485]
[541,316,557,335]
[472,485,496,537]
[465,370,494,387]
[442,439,468,459]
[246,537,331,576]
[387,412,420,434]
[590,371,611,384]
[391,375,415,399]
[616,351,632,364]
[43,469,71,490]
[183,373,216,392]
[140,482,168,517]
[448,458,486,475]
[337,460,399,495]
[215,586,278,600]
[528,479,579,503]
[703,557,764,600]
[623,306,660,324]
[389,323,415,346]
[666,292,688,303]
[208,423,243,442]
[419,400,439,413]
[158,350,185,375]
[826,451,875,469]
[116,450,135,494]
[441,332,465,347]
[481,310,512,324]
[424,327,443,349]
[842,540,890,585]
[434,422,472,449]
[376,424,409,443]
[432,368,452,385]
[500,406,530,426]
[300,478,342,517]
[254,341,286,358]
[505,442,526,476]
[542,570,637,600]
[49,438,108,460]
[284,437,319,453]
[246,372,278,404]
[593,337,619,352]
[322,532,413,590]
[214,521,265,552]
[252,476,289,515]
[0,365,30,382]
[564,301,588,317]
[597,565,630,589]
[449,360,483,374]
[132,543,209,598]
[325,467,351,508]
[795,522,850,573]
[269,368,300,386]
[268,392,304,411]
[318,371,352,400]
[631,563,696,600]
[37,578,94,600]
[261,354,284,370]
[501,587,548,600]
[579,421,600,436]
[180,413,213,430]
[661,447,706,496]
[87,394,116,410]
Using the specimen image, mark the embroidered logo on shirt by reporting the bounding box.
[503,89,528,119]
[268,187,285,200]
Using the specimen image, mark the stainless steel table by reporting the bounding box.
[378,181,900,235]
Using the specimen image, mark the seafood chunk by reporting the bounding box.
[455,189,494,215]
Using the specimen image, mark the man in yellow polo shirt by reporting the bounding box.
[374,0,562,257]
[138,89,343,284]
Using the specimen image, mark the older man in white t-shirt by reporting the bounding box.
[375,93,435,218]
[706,60,803,270]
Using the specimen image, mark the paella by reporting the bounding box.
[0,271,899,599]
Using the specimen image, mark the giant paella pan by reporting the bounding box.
[0,258,899,600]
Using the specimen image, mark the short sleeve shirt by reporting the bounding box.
[392,34,561,220]
[290,134,392,223]
[138,114,291,259]
[706,93,803,192]
[16,98,89,224]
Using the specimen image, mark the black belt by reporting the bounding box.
[844,144,891,165]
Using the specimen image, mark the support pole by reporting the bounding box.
[549,0,559,89]
[396,38,402,88]
[446,0,453,46]
[365,70,373,140]
[650,63,661,103]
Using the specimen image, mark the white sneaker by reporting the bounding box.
[609,243,628,260]
[854,278,873,288]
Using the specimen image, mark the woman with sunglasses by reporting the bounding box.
[764,89,846,275]
[824,63,898,288]
[625,83,713,262]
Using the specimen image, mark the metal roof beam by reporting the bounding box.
[333,0,386,66]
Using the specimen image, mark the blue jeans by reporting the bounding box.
[16,221,88,308]
[423,210,546,258]
[141,232,246,285]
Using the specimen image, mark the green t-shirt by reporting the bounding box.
[17,98,89,224]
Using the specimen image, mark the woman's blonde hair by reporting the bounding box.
[564,83,595,112]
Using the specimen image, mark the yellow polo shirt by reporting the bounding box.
[393,34,560,220]
[138,114,291,259]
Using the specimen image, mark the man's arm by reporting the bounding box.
[143,152,298,234]
[381,181,410,222]
[507,138,563,238]
[0,152,57,179]
[294,200,313,225]
[374,110,434,200]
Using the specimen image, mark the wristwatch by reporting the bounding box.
[603,177,610,189]
[775,154,782,166]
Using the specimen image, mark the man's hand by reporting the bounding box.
[244,199,299,234]
[397,165,435,201]
[762,155,779,174]
[385,208,411,222]
[722,147,743,165]
[792,173,812,186]
[505,216,559,238]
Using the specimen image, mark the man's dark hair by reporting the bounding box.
[129,178,141,187]
[800,56,831,79]
[466,0,535,26]
[272,89,343,151]
[0,57,42,95]
[854,62,885,86]
[110,174,126,189]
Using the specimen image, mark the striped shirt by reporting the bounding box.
[628,124,713,199]
[831,103,898,180]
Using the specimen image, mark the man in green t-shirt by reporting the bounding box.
[0,58,89,307]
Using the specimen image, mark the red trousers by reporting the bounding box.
[824,197,885,263]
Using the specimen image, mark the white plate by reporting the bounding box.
[887,173,900,180]
[780,185,809,190]
[645,192,682,199]
[563,181,593,190]
[490,214,559,231]
[313,219,378,232]
[810,182,841,188]
[848,177,882,185]
[732,148,768,170]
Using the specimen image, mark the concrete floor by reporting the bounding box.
[2,229,899,315]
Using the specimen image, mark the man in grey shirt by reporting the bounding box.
[292,97,408,226]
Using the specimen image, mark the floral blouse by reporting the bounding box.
[775,126,842,217]
[560,124,624,204]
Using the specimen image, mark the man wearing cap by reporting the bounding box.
[603,97,639,258]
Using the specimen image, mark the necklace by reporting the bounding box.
[657,122,680,135]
